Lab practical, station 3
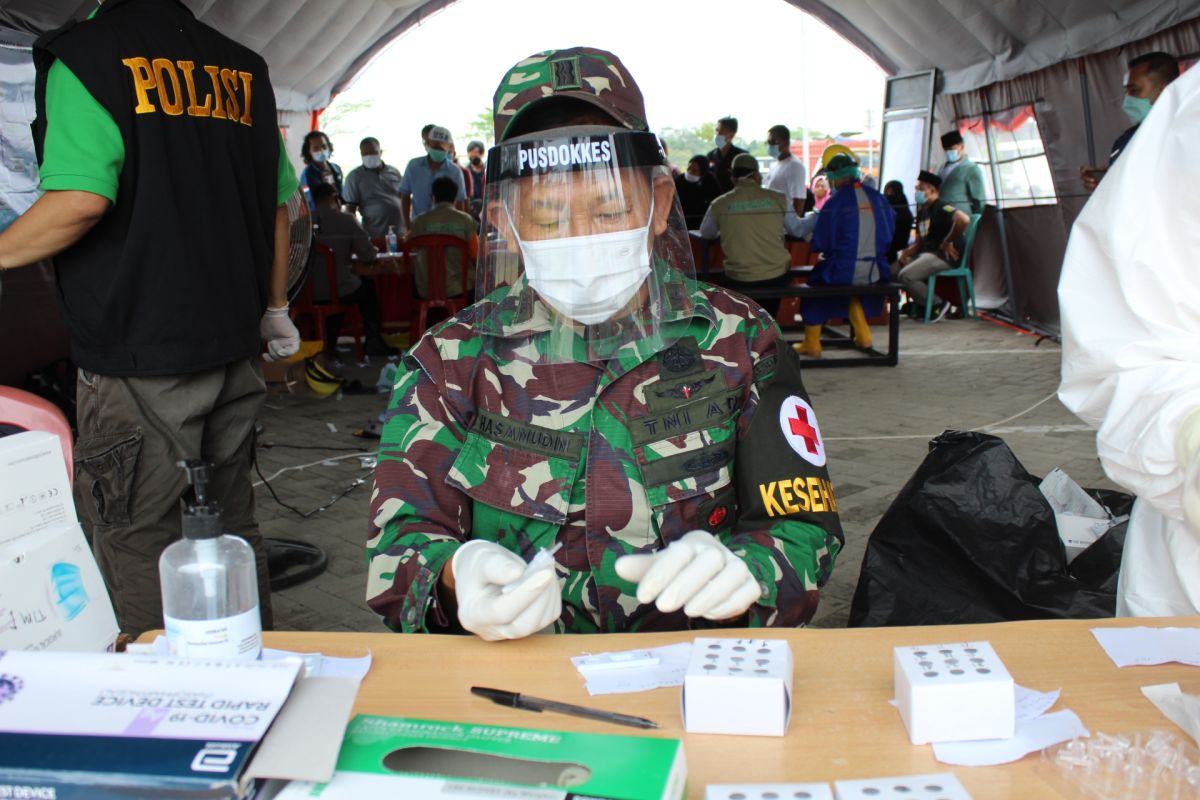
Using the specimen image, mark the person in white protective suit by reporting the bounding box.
[1058,62,1200,617]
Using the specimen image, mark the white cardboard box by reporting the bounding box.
[834,772,972,799]
[0,522,118,652]
[1055,512,1110,562]
[683,637,792,737]
[0,430,75,556]
[893,641,1013,745]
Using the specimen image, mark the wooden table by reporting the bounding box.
[257,615,1199,798]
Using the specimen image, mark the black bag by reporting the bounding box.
[849,430,1132,627]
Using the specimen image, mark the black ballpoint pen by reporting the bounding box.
[470,686,659,730]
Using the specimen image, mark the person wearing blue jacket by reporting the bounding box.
[796,154,894,358]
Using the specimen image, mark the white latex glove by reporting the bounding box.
[1175,408,1200,536]
[614,530,762,620]
[450,540,562,641]
[260,305,300,361]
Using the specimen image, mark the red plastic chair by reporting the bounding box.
[290,242,363,359]
[405,234,472,338]
[0,386,74,484]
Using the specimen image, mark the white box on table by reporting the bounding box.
[683,637,792,737]
[707,783,832,800]
[0,430,74,556]
[893,641,1013,745]
[835,772,972,799]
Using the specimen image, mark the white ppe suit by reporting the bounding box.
[1058,63,1200,617]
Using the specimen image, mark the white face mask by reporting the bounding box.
[362,155,382,169]
[684,173,701,183]
[311,149,329,163]
[512,201,654,326]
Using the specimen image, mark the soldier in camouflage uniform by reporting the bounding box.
[366,46,844,639]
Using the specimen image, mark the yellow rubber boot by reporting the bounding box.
[848,298,873,349]
[793,325,823,357]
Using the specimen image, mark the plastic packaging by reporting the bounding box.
[1042,731,1200,799]
[385,225,398,254]
[849,431,1133,627]
[502,542,563,595]
[160,460,262,660]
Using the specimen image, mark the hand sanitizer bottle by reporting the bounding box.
[160,460,262,659]
[385,225,398,254]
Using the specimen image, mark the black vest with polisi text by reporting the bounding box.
[32,0,281,376]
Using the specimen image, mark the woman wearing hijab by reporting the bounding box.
[811,173,831,211]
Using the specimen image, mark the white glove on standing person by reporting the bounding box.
[260,305,301,361]
[614,530,762,620]
[450,540,562,641]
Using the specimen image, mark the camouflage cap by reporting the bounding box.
[492,46,648,142]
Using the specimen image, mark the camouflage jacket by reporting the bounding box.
[366,274,843,633]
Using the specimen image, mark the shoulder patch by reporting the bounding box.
[753,353,778,384]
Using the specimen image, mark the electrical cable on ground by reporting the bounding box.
[253,456,371,518]
[824,391,1077,442]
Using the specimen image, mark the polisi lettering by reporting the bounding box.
[121,57,254,125]
[518,139,612,171]
[758,476,838,517]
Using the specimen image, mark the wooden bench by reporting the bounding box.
[735,281,903,368]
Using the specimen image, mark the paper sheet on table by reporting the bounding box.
[126,636,372,680]
[1091,627,1200,667]
[933,710,1089,766]
[1142,682,1200,747]
[571,642,692,695]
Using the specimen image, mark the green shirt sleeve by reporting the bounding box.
[39,59,123,202]
[276,132,298,206]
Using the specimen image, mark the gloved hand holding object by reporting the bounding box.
[260,305,301,361]
[615,530,762,620]
[450,540,562,641]
[1175,408,1200,536]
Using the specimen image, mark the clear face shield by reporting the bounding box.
[474,128,696,364]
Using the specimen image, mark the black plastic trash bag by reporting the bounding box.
[849,431,1132,627]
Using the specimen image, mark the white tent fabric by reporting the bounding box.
[4,0,1199,111]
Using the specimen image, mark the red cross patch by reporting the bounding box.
[778,396,826,467]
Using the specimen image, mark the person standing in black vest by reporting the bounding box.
[0,0,300,637]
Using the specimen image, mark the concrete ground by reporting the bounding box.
[254,312,1115,633]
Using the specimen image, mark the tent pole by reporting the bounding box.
[981,98,1021,327]
[1078,59,1097,166]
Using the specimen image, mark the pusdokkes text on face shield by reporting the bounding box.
[473,128,697,365]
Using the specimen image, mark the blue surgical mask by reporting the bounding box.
[1122,94,1152,125]
[945,150,961,163]
[768,144,781,158]
[914,190,926,205]
[311,149,329,163]
[427,147,448,164]
[714,135,727,149]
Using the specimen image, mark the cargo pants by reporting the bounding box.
[72,359,273,636]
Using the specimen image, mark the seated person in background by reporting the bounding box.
[675,155,721,229]
[699,152,791,316]
[795,154,894,358]
[310,183,396,357]
[892,170,970,321]
[883,180,914,264]
[1081,51,1180,191]
[407,176,478,300]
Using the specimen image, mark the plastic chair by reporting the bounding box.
[290,242,364,357]
[405,234,471,338]
[0,386,73,483]
[924,213,982,323]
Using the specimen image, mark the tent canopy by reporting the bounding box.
[3,0,1198,111]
